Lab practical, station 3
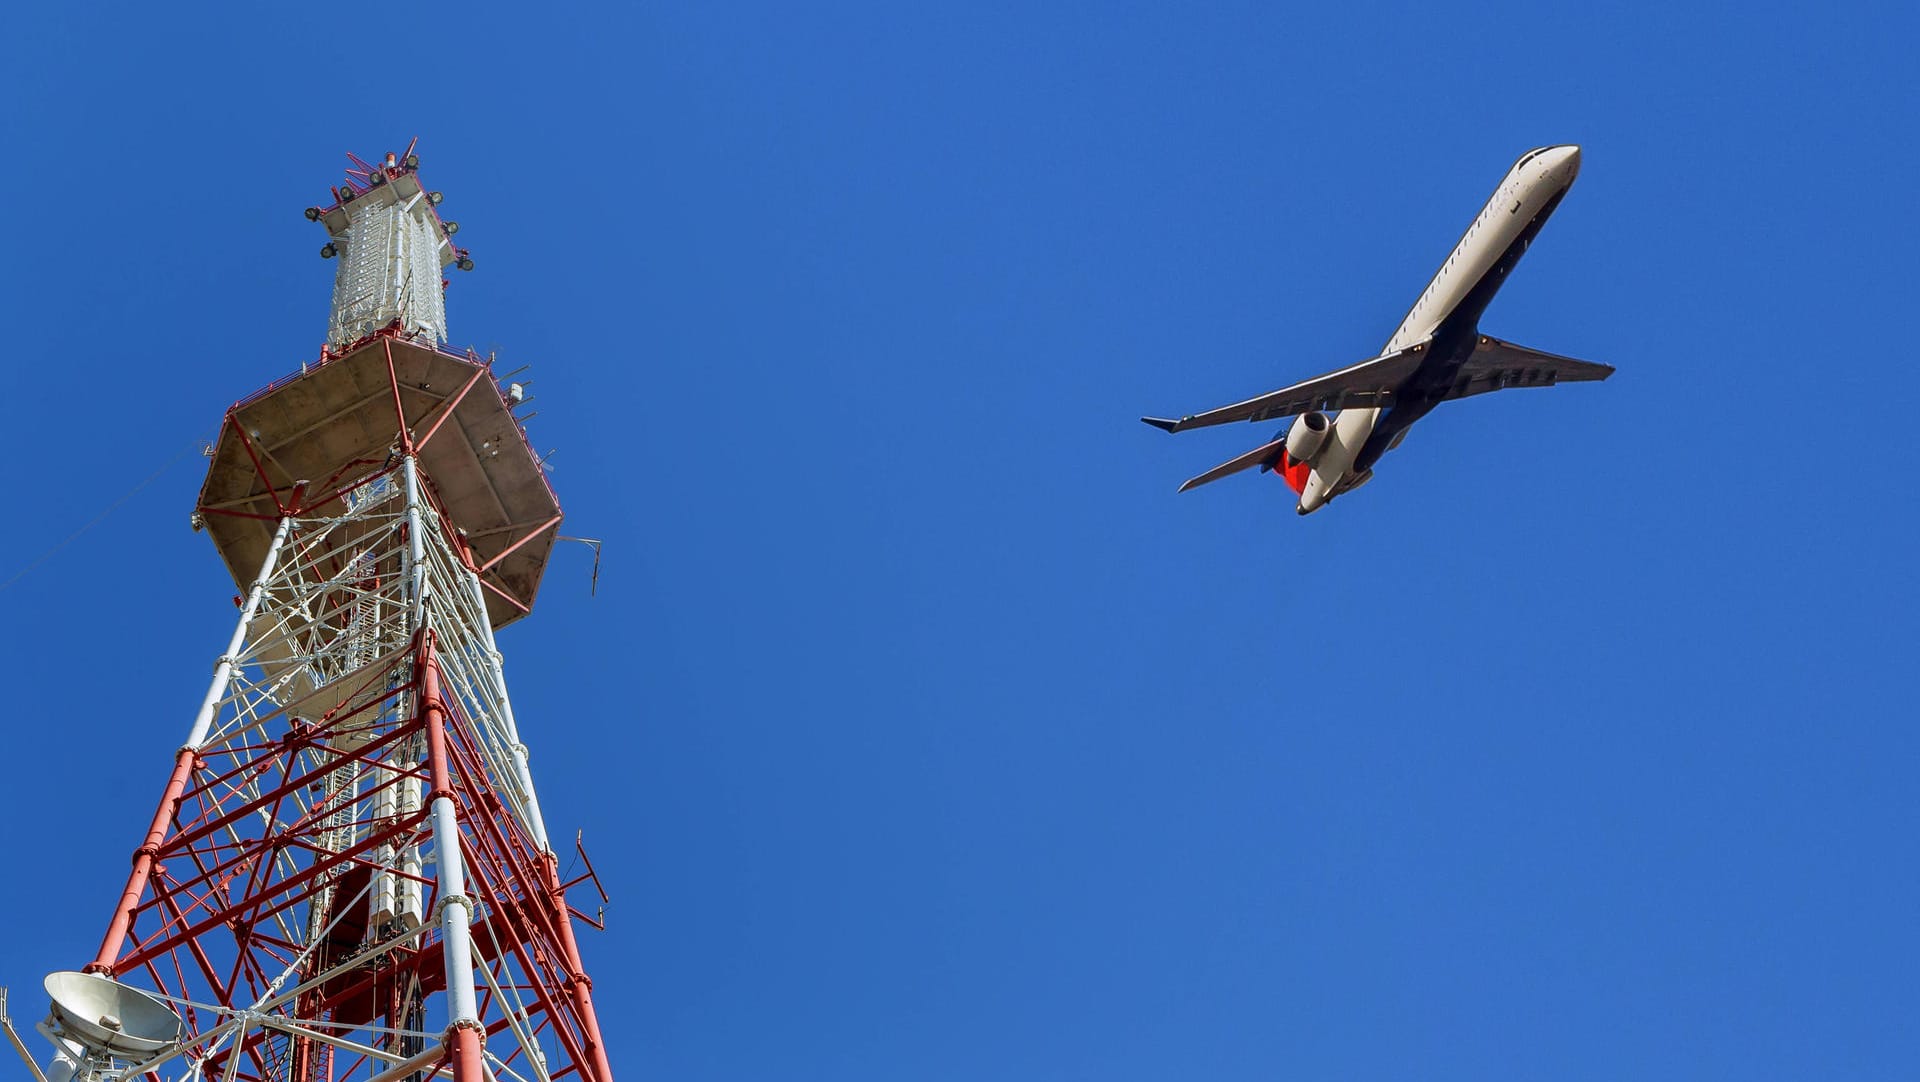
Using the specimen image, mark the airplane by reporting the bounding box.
[1142,145,1612,515]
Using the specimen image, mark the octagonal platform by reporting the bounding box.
[196,333,561,627]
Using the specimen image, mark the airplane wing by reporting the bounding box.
[1176,435,1287,493]
[1443,336,1613,401]
[1142,343,1428,434]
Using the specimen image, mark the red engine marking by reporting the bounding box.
[1278,450,1311,495]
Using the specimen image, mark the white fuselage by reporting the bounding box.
[1296,145,1583,513]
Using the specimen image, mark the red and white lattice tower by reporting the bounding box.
[23,142,614,1082]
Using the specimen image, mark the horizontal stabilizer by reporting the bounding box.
[1145,341,1428,433]
[1445,336,1613,400]
[1177,436,1287,493]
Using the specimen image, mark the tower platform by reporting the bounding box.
[196,330,561,627]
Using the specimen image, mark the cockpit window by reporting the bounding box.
[1515,146,1554,170]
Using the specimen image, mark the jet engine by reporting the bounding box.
[1284,411,1332,463]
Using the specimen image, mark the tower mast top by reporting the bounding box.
[194,140,559,628]
[306,137,474,348]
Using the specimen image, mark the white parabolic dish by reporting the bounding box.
[43,972,182,1056]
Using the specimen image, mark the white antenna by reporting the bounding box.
[39,972,181,1075]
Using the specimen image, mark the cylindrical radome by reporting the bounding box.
[325,181,455,347]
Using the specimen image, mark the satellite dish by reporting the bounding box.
[43,972,182,1056]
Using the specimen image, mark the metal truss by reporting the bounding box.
[76,457,610,1082]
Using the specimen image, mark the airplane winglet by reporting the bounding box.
[1141,417,1181,433]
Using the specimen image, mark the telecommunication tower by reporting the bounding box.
[10,142,614,1082]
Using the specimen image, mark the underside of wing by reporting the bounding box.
[1143,342,1428,433]
[1443,336,1613,401]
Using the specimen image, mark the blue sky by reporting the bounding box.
[2,2,1915,1078]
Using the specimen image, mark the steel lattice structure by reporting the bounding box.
[19,146,612,1082]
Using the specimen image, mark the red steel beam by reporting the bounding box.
[477,514,563,574]
[89,748,198,974]
[385,337,413,455]
[414,363,490,454]
[229,415,288,517]
[478,574,531,616]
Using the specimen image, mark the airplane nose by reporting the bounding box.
[1555,144,1582,179]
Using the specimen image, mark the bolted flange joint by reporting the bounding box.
[441,1018,486,1041]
